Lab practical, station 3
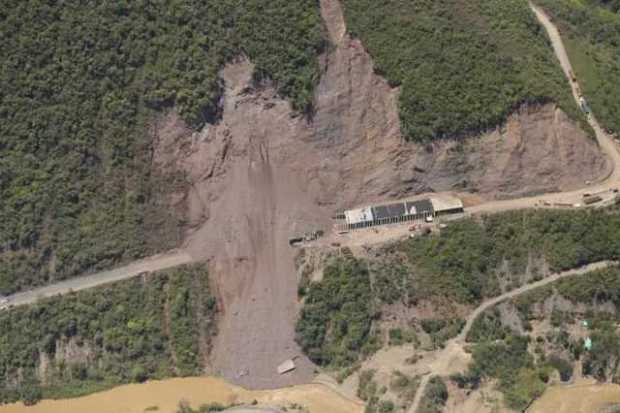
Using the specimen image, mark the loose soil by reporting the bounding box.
[149,0,612,392]
[529,380,620,413]
[0,377,363,413]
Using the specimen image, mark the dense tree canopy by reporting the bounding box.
[342,0,585,141]
[0,264,215,405]
[0,0,325,294]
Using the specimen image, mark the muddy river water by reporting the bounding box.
[0,377,363,413]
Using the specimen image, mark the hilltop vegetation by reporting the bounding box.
[0,264,216,405]
[536,0,620,135]
[0,0,324,295]
[342,0,585,141]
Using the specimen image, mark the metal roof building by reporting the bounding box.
[344,206,374,225]
[404,199,434,217]
[340,195,463,230]
[430,196,464,215]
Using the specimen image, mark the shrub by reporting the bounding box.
[0,264,216,404]
[0,0,325,295]
[549,356,574,382]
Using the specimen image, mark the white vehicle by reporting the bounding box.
[425,215,434,223]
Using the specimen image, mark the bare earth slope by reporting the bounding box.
[148,0,613,390]
[313,0,610,203]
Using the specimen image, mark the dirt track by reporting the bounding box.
[406,261,616,413]
[3,0,620,402]
[466,3,620,216]
[406,4,620,409]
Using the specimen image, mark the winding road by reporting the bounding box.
[2,2,619,314]
[405,6,620,411]
[0,3,619,412]
[407,261,616,413]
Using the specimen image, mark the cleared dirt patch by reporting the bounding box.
[149,0,613,392]
[529,380,620,413]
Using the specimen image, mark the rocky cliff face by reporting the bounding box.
[152,0,610,390]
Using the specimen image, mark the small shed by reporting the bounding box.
[430,196,464,215]
[277,359,296,375]
[344,207,374,225]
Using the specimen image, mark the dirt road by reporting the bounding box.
[405,7,620,404]
[456,260,615,342]
[530,3,620,177]
[466,3,620,217]
[407,261,616,413]
[2,0,620,404]
[0,250,194,310]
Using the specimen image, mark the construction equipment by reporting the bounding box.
[289,230,324,247]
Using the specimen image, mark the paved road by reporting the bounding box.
[467,3,620,216]
[406,7,620,411]
[0,250,194,310]
[407,260,617,413]
[2,2,620,316]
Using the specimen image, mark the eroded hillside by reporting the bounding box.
[148,0,614,390]
[0,0,617,398]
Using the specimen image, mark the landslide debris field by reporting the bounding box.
[2,0,620,410]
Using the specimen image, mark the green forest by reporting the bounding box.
[297,204,620,372]
[342,0,585,141]
[296,257,380,370]
[0,0,325,295]
[0,264,216,405]
[396,205,620,304]
[536,0,620,135]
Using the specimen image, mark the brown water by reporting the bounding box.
[0,377,363,413]
[529,380,620,413]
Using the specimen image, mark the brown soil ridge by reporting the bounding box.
[151,0,612,390]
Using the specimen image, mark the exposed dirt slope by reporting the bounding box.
[151,0,612,390]
[314,0,610,203]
